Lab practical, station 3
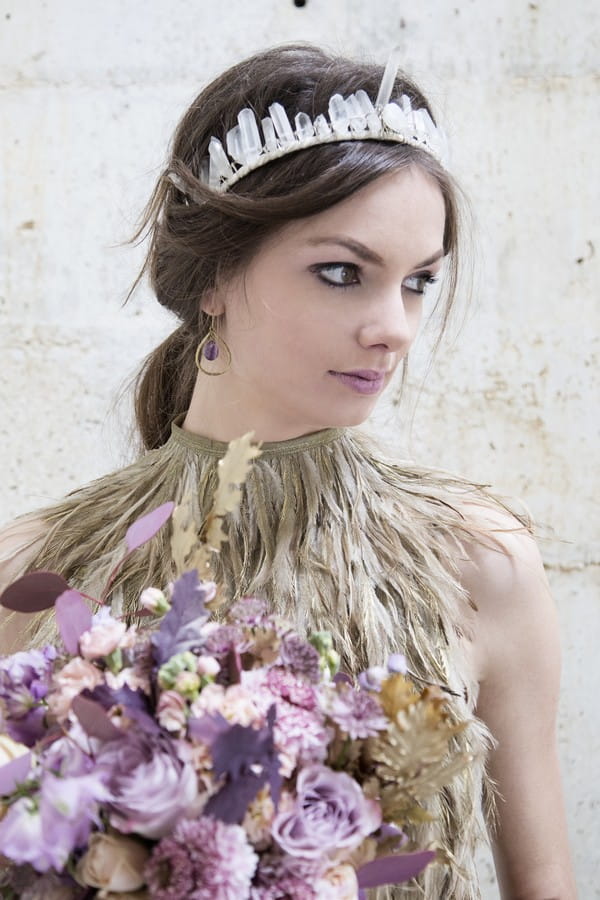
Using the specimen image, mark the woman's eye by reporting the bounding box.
[403,272,439,295]
[312,263,361,288]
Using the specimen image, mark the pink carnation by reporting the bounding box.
[145,816,257,900]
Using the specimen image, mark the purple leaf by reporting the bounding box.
[0,571,70,613]
[357,850,436,888]
[71,695,123,742]
[152,571,211,665]
[188,712,231,745]
[0,752,32,796]
[204,704,281,824]
[55,590,93,654]
[125,501,175,552]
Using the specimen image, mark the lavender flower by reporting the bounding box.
[97,729,200,839]
[272,765,381,859]
[320,683,388,739]
[145,817,258,900]
[230,597,269,625]
[279,634,322,684]
[0,647,56,745]
[202,624,245,661]
[0,763,107,873]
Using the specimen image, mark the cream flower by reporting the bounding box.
[75,831,150,894]
[0,734,29,766]
[315,863,360,899]
[190,683,260,727]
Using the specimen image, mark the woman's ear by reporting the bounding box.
[200,289,226,317]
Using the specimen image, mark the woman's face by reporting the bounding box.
[192,165,446,441]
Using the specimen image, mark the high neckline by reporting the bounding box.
[170,417,347,458]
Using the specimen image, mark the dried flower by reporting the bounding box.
[75,831,150,893]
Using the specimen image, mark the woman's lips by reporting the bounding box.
[329,370,386,395]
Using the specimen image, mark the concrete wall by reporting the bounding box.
[1,1,598,895]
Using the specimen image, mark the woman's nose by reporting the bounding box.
[357,289,421,353]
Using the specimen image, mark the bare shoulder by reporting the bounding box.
[453,501,576,897]
[453,501,557,684]
[0,516,47,654]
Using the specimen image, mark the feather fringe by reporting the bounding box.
[16,422,524,898]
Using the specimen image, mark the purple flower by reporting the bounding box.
[97,729,200,839]
[0,765,107,872]
[279,634,322,684]
[272,765,381,859]
[320,683,388,739]
[203,624,245,660]
[145,816,258,900]
[230,597,270,625]
[0,647,56,745]
[357,665,388,692]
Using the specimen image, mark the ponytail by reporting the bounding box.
[134,325,198,450]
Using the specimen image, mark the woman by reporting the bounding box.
[0,44,575,898]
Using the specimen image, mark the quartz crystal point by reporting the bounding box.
[268,102,295,146]
[346,93,367,132]
[382,102,410,135]
[295,111,314,140]
[208,137,234,188]
[355,90,380,133]
[238,108,262,163]
[261,117,278,151]
[313,114,331,137]
[329,93,351,134]
[375,46,402,109]
[226,125,245,165]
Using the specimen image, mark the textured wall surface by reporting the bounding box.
[1,1,598,895]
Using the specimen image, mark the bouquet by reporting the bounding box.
[0,436,470,899]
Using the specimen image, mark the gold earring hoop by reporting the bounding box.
[195,323,232,376]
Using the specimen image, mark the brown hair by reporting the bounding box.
[132,43,466,451]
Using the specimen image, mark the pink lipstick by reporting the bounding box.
[329,370,386,395]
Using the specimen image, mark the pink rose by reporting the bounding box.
[47,658,104,721]
[79,609,128,660]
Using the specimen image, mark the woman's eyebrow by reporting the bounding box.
[306,236,385,265]
[305,236,445,269]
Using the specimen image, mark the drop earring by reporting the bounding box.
[195,321,232,376]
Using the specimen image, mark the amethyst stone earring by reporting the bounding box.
[195,323,232,376]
